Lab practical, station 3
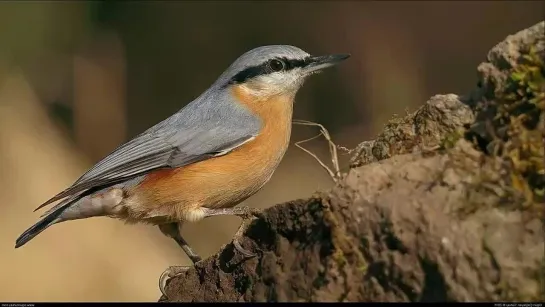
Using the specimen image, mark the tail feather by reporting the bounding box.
[15,203,71,248]
[16,185,125,248]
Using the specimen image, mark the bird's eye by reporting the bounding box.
[269,59,286,72]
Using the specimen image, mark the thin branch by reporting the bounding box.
[336,145,355,155]
[294,132,337,181]
[292,119,342,182]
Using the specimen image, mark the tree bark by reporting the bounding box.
[160,21,545,302]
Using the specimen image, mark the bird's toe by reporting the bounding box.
[233,238,257,258]
[159,265,190,298]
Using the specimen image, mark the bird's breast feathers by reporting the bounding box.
[126,85,294,221]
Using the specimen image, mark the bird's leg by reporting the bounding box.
[158,222,202,297]
[159,222,202,263]
[202,206,264,258]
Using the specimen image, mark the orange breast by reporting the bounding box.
[134,85,294,219]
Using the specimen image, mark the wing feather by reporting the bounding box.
[34,92,262,212]
[34,125,258,211]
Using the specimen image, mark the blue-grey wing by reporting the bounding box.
[34,118,260,211]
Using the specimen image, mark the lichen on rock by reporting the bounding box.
[466,21,544,214]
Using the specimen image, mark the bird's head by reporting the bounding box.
[216,45,350,100]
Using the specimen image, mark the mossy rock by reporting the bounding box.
[466,22,545,215]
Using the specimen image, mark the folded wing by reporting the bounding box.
[34,118,260,211]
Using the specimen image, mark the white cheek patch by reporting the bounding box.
[246,70,303,97]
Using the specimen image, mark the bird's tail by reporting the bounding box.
[14,202,71,248]
[15,187,124,248]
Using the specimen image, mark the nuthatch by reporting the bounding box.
[15,45,349,295]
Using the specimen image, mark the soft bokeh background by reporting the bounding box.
[0,1,543,302]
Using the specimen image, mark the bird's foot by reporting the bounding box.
[202,206,264,258]
[232,208,263,258]
[232,206,264,220]
[159,265,191,298]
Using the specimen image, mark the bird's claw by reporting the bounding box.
[159,265,190,298]
[233,238,257,258]
[232,212,261,258]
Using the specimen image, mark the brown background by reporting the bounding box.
[0,1,543,302]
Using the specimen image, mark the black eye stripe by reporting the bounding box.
[228,56,311,85]
[228,66,266,85]
[284,57,308,70]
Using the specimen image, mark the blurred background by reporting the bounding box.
[0,0,543,302]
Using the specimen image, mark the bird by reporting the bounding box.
[14,45,350,296]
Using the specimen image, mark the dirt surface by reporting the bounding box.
[160,21,545,302]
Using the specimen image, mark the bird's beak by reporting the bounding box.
[302,53,350,75]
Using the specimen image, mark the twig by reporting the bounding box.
[292,119,342,182]
[294,131,337,181]
[336,145,355,155]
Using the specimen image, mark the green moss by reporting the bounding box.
[332,249,347,267]
[467,46,544,216]
[440,128,464,150]
[321,198,368,275]
[502,47,544,212]
[357,263,368,274]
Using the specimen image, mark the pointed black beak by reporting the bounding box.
[302,53,350,74]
